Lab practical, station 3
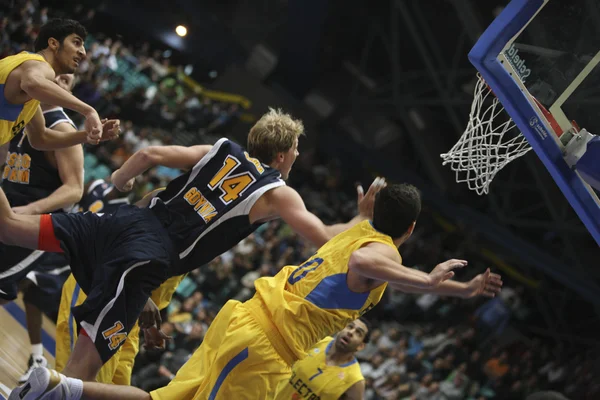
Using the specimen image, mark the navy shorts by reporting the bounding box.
[0,244,46,301]
[21,252,71,320]
[51,205,177,363]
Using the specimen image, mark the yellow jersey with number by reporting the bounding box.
[274,337,365,400]
[247,220,397,364]
[0,52,47,145]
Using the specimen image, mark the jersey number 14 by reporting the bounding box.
[208,153,263,204]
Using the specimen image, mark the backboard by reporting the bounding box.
[469,0,600,246]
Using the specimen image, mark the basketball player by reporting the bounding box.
[274,319,371,400]
[0,18,119,159]
[0,72,84,382]
[0,109,384,393]
[11,183,502,400]
[55,183,184,386]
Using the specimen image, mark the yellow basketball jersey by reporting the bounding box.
[274,337,364,400]
[250,220,397,362]
[0,52,48,145]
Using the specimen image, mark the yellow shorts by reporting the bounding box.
[150,300,291,400]
[55,274,139,385]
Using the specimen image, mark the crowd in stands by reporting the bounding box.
[2,1,598,399]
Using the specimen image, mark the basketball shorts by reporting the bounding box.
[55,274,140,384]
[50,205,176,363]
[20,252,70,319]
[0,242,52,301]
[150,300,291,400]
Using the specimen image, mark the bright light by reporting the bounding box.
[175,25,187,37]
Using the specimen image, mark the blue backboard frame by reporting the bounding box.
[468,0,600,246]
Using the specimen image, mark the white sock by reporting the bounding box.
[64,376,84,400]
[31,343,43,357]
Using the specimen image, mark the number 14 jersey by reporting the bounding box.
[150,138,285,274]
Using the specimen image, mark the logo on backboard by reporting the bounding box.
[504,44,531,82]
[529,116,548,140]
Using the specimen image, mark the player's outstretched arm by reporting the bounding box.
[12,123,84,214]
[390,268,503,299]
[111,145,213,191]
[270,178,386,247]
[20,60,103,138]
[348,242,467,289]
[25,107,120,150]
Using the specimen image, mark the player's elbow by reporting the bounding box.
[67,184,84,205]
[138,146,162,166]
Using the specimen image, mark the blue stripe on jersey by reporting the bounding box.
[0,84,24,121]
[209,347,249,400]
[305,274,369,310]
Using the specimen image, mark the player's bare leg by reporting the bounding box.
[0,188,42,249]
[8,367,151,400]
[61,333,103,380]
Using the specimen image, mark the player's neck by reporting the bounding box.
[326,347,355,366]
[37,49,61,73]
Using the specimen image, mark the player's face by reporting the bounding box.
[334,319,368,353]
[57,33,86,74]
[54,74,75,92]
[280,138,299,180]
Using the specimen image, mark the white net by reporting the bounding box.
[441,74,532,195]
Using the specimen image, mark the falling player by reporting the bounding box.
[0,108,384,393]
[12,183,502,400]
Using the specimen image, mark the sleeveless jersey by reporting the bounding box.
[77,179,130,214]
[2,106,74,209]
[249,221,397,362]
[0,52,48,145]
[275,337,364,400]
[150,138,285,275]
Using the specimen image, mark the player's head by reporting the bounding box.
[247,108,304,180]
[54,74,75,92]
[34,18,87,74]
[372,183,421,243]
[334,318,371,354]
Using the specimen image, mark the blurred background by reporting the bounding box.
[1,0,599,398]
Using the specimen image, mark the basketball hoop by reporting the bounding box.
[441,73,561,195]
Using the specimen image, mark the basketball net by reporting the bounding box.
[441,73,561,195]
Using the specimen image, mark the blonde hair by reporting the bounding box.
[247,108,305,164]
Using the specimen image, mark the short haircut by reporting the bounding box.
[358,317,372,344]
[34,18,87,52]
[247,108,304,164]
[372,183,421,238]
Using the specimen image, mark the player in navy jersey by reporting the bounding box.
[0,108,384,392]
[76,177,131,214]
[0,73,85,383]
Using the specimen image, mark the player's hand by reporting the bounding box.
[142,326,172,350]
[428,259,468,287]
[464,268,503,298]
[110,169,135,192]
[139,298,162,330]
[84,110,102,145]
[357,177,386,219]
[100,118,121,141]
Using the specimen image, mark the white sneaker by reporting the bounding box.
[8,368,62,400]
[18,356,48,384]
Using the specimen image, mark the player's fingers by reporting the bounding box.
[365,177,382,198]
[443,271,455,281]
[483,289,497,298]
[356,184,364,201]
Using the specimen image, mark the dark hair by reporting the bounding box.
[372,183,421,238]
[34,18,87,52]
[358,317,372,344]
